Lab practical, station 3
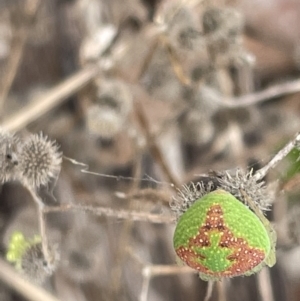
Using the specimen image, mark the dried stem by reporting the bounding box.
[254,132,300,181]
[216,279,227,301]
[256,267,275,301]
[163,37,191,86]
[223,78,300,108]
[140,265,193,301]
[142,264,193,276]
[0,258,61,301]
[204,281,214,301]
[37,208,52,266]
[140,266,151,301]
[22,182,53,265]
[110,151,143,296]
[134,101,181,189]
[43,203,174,224]
[1,65,100,132]
[0,0,41,112]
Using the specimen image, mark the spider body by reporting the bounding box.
[173,189,275,281]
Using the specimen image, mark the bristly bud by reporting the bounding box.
[171,169,271,220]
[216,169,271,212]
[19,133,62,188]
[170,178,218,220]
[0,128,21,183]
[21,243,57,284]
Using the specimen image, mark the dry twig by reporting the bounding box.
[0,0,41,112]
[224,78,300,108]
[1,65,100,132]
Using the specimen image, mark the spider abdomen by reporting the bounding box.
[173,189,272,280]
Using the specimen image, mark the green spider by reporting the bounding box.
[173,185,276,281]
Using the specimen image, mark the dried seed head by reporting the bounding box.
[21,243,57,284]
[171,168,271,220]
[171,179,218,220]
[216,169,271,212]
[19,133,62,188]
[0,128,21,183]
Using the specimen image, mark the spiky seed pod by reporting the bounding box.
[20,243,53,283]
[171,169,271,220]
[0,128,21,183]
[19,133,62,188]
[216,169,271,212]
[173,190,276,281]
[171,181,216,220]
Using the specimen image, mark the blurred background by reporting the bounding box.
[0,0,300,300]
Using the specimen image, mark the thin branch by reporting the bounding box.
[37,208,52,265]
[140,265,193,301]
[254,132,300,181]
[0,258,61,301]
[22,182,53,265]
[223,78,300,108]
[204,281,214,301]
[110,152,143,297]
[0,0,41,112]
[162,38,191,86]
[1,65,100,132]
[134,101,182,189]
[142,264,193,276]
[140,266,151,301]
[256,267,275,301]
[64,156,175,188]
[43,203,175,224]
[216,279,227,301]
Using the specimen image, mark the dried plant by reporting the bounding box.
[0,1,300,301]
